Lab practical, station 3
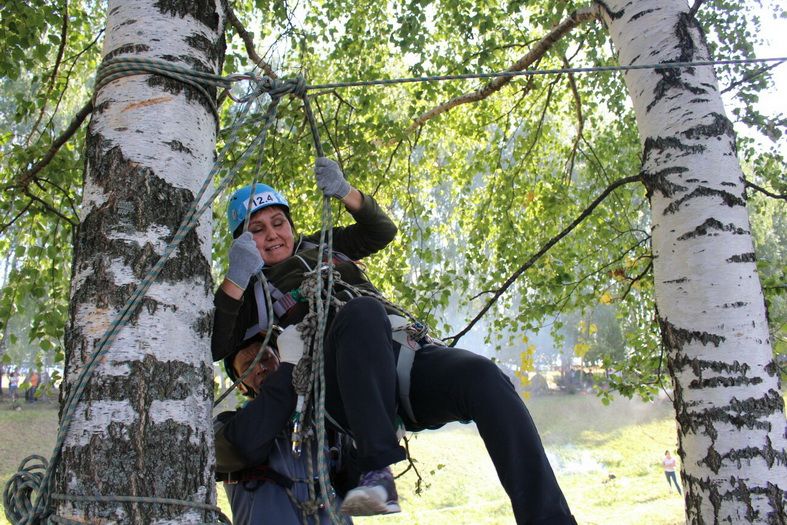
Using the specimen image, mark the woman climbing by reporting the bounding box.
[212,157,576,524]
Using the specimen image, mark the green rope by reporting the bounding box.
[304,56,787,91]
[300,88,346,525]
[3,60,305,525]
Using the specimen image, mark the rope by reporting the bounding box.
[304,56,787,91]
[3,61,306,525]
[282,79,345,524]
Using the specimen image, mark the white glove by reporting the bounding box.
[276,324,306,365]
[226,232,264,289]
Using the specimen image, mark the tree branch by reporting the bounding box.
[14,100,92,192]
[721,61,784,95]
[446,173,642,346]
[621,260,653,300]
[688,0,705,18]
[24,189,77,227]
[745,179,786,201]
[26,0,69,146]
[34,177,78,221]
[0,201,34,234]
[226,4,277,79]
[563,54,584,179]
[407,7,598,132]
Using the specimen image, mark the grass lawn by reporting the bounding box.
[1,393,686,525]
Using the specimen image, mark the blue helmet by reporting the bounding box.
[227,183,289,235]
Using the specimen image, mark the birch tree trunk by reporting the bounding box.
[599,1,787,523]
[57,1,226,522]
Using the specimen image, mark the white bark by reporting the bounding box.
[600,1,787,523]
[60,0,225,523]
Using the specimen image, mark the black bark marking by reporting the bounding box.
[677,218,749,240]
[185,33,222,66]
[726,390,783,431]
[78,355,212,402]
[673,356,752,377]
[154,0,221,31]
[674,390,782,452]
[641,166,689,199]
[721,301,748,308]
[646,13,709,112]
[630,8,656,21]
[684,472,722,521]
[764,481,786,523]
[159,54,184,64]
[660,317,725,352]
[643,136,706,159]
[689,375,762,389]
[94,101,112,114]
[695,401,787,476]
[721,181,736,187]
[663,187,746,215]
[596,1,625,20]
[164,140,193,156]
[726,252,755,263]
[193,309,213,338]
[663,277,687,284]
[647,64,708,113]
[104,43,151,61]
[682,112,736,143]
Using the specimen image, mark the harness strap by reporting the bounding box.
[243,280,300,340]
[217,464,294,489]
[244,241,357,341]
[390,315,421,424]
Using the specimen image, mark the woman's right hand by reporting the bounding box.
[226,232,264,290]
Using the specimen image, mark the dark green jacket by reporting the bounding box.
[211,192,398,362]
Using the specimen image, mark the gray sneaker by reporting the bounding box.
[340,466,401,515]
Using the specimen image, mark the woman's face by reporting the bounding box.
[247,206,294,265]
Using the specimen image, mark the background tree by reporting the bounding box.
[1,0,785,523]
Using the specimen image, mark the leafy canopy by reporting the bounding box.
[0,0,784,394]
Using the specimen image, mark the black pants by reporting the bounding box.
[324,297,574,525]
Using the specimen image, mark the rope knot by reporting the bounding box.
[291,75,308,98]
[245,76,278,100]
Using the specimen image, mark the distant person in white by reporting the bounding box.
[662,450,682,495]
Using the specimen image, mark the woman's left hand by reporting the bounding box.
[315,157,351,199]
